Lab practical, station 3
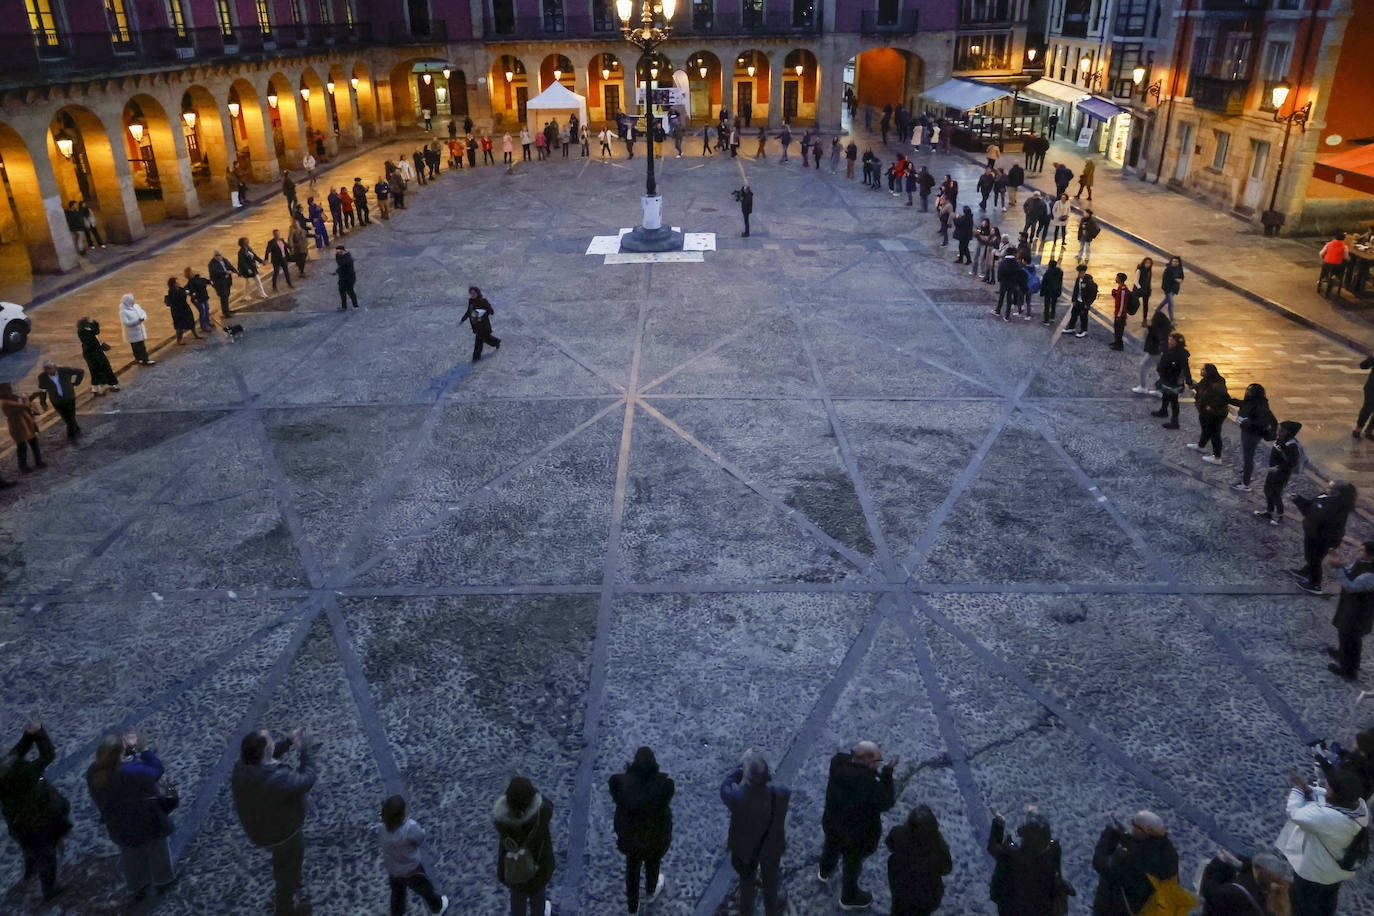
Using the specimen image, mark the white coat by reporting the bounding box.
[1277,786,1369,885]
[1052,199,1072,227]
[119,298,148,343]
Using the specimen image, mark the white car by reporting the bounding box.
[1,301,30,353]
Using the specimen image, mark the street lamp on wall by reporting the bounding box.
[442,68,451,79]
[55,131,75,159]
[505,69,514,82]
[326,80,335,93]
[227,101,241,119]
[267,92,278,108]
[182,110,197,129]
[1026,47,1037,63]
[603,67,612,80]
[794,63,803,76]
[746,64,756,77]
[1262,80,1316,237]
[422,73,431,85]
[300,87,310,101]
[127,119,145,142]
[350,77,360,90]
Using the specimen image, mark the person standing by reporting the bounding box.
[1133,309,1173,395]
[335,245,359,310]
[374,176,391,220]
[1006,162,1023,209]
[237,237,268,300]
[737,183,754,238]
[1109,272,1131,351]
[208,250,239,317]
[462,286,501,361]
[307,199,329,250]
[1354,354,1374,439]
[1255,421,1303,525]
[1152,332,1192,429]
[38,359,84,440]
[609,747,674,914]
[119,293,155,365]
[1022,192,1046,242]
[77,316,119,394]
[184,267,213,331]
[886,805,951,916]
[1278,768,1369,916]
[1076,209,1100,262]
[845,141,858,179]
[85,731,177,904]
[1229,383,1277,492]
[1199,850,1287,916]
[522,127,534,161]
[493,776,555,916]
[502,133,514,165]
[953,206,975,265]
[1040,258,1064,325]
[302,152,316,188]
[880,106,891,144]
[287,220,310,278]
[378,795,449,916]
[282,172,298,216]
[1188,363,1230,464]
[721,748,790,916]
[1291,482,1360,594]
[1091,811,1180,916]
[327,188,344,238]
[1323,543,1374,680]
[778,122,792,163]
[352,179,371,225]
[1074,158,1095,200]
[1050,194,1071,247]
[818,741,896,909]
[1,383,45,473]
[78,200,105,249]
[265,230,294,291]
[1067,264,1097,339]
[63,201,86,254]
[481,133,495,165]
[917,166,934,211]
[231,727,317,916]
[163,278,199,344]
[0,719,72,903]
[1134,257,1154,327]
[987,810,1065,916]
[1047,111,1059,140]
[467,134,480,167]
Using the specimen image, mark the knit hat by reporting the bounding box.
[505,776,536,811]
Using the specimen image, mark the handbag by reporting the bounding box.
[154,778,179,813]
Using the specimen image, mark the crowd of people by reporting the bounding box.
[2,727,1370,915]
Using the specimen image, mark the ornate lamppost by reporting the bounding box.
[1261,79,1314,237]
[615,0,683,252]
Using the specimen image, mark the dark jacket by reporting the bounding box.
[1194,370,1230,419]
[1054,164,1073,190]
[1332,557,1374,637]
[265,237,291,266]
[335,251,356,286]
[977,172,996,195]
[820,752,895,854]
[1071,274,1098,306]
[1293,482,1358,548]
[1078,215,1101,241]
[997,255,1026,288]
[1200,856,1275,916]
[1157,343,1192,391]
[1268,423,1302,474]
[720,768,789,863]
[887,819,952,914]
[164,285,196,331]
[185,273,211,304]
[987,816,1061,916]
[1161,261,1184,295]
[738,186,753,215]
[1143,310,1172,355]
[78,319,118,386]
[63,206,84,232]
[609,761,674,857]
[86,750,168,848]
[0,728,71,849]
[209,254,237,291]
[462,296,494,335]
[917,170,935,193]
[1230,388,1276,438]
[1007,164,1025,187]
[1040,263,1064,300]
[1135,263,1153,294]
[230,741,315,847]
[237,245,263,277]
[493,794,555,889]
[352,180,369,206]
[1091,826,1179,916]
[954,211,975,242]
[37,366,84,407]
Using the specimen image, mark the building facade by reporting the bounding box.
[1,1,963,280]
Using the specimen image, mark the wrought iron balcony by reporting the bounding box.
[1199,0,1263,10]
[1190,74,1250,115]
[860,10,919,34]
[388,19,448,43]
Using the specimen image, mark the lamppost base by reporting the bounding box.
[620,225,685,252]
[1261,209,1286,237]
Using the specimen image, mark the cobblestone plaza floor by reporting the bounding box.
[2,141,1373,914]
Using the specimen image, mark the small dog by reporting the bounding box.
[26,390,47,415]
[224,324,245,343]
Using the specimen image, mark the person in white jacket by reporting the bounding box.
[1278,768,1368,916]
[118,294,155,366]
[1050,194,1072,247]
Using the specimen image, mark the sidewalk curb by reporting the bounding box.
[948,147,1373,357]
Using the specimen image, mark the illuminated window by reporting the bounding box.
[106,0,133,44]
[319,0,332,24]
[290,0,304,24]
[256,0,274,36]
[165,0,188,37]
[216,0,235,37]
[24,0,62,49]
[344,0,354,25]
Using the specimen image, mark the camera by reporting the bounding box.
[731,189,743,202]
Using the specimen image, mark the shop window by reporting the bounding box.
[1210,130,1230,170]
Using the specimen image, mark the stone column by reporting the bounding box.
[19,133,80,273]
[767,59,783,127]
[721,62,734,122]
[815,40,843,131]
[334,87,362,148]
[374,79,397,136]
[198,107,232,200]
[149,112,201,220]
[86,122,146,244]
[243,100,281,183]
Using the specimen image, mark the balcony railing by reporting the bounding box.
[954,52,1013,72]
[388,19,448,43]
[484,8,821,38]
[860,10,919,34]
[1199,0,1263,10]
[484,15,621,38]
[0,23,377,82]
[1190,74,1250,115]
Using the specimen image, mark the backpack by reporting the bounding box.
[1133,874,1198,916]
[500,807,544,887]
[1338,825,1370,871]
[1126,288,1141,315]
[1025,266,1042,294]
[1085,219,1101,240]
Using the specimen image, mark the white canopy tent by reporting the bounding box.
[525,81,590,137]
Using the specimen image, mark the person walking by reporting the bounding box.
[1134,309,1173,395]
[378,795,449,915]
[1006,162,1023,209]
[231,726,317,916]
[1152,332,1192,429]
[1092,812,1182,916]
[1135,257,1154,327]
[1050,193,1071,247]
[0,719,72,903]
[493,776,555,916]
[1,383,45,473]
[78,200,105,249]
[721,748,789,916]
[77,316,119,394]
[1075,209,1100,262]
[119,293,155,365]
[1255,421,1303,525]
[182,267,213,332]
[886,805,951,916]
[1355,351,1374,440]
[1278,768,1369,915]
[609,747,674,914]
[37,359,83,440]
[85,731,178,904]
[1188,363,1230,464]
[1229,383,1278,492]
[845,141,858,179]
[987,809,1065,916]
[818,741,897,910]
[522,127,533,161]
[953,206,975,265]
[208,250,238,317]
[1066,264,1098,339]
[992,168,1008,211]
[352,179,371,225]
[977,168,995,211]
[265,230,294,291]
[1053,162,1073,197]
[335,245,359,310]
[281,172,298,216]
[737,183,754,238]
[462,286,502,361]
[1160,255,1184,320]
[163,278,200,344]
[1074,158,1095,200]
[374,176,391,220]
[288,220,310,278]
[1291,482,1360,594]
[327,188,344,238]
[1040,258,1064,325]
[237,237,269,300]
[1109,272,1131,351]
[1022,192,1047,242]
[1323,543,1374,681]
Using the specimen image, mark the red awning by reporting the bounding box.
[1313,144,1374,195]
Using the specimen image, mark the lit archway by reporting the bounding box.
[732,50,770,123]
[48,105,144,244]
[266,72,307,169]
[589,53,625,123]
[489,56,529,126]
[327,64,358,147]
[782,49,820,124]
[539,54,574,93]
[687,51,722,121]
[851,48,924,112]
[181,85,231,199]
[351,62,379,138]
[227,78,276,182]
[1,120,77,274]
[299,67,334,158]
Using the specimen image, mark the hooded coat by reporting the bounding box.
[821,752,895,854]
[608,753,675,857]
[1161,260,1185,294]
[492,793,555,889]
[119,295,149,344]
[1091,826,1179,916]
[1294,482,1358,550]
[1143,310,1173,356]
[1193,366,1230,419]
[887,813,952,915]
[78,319,118,387]
[987,816,1061,916]
[0,729,71,849]
[1230,384,1277,438]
